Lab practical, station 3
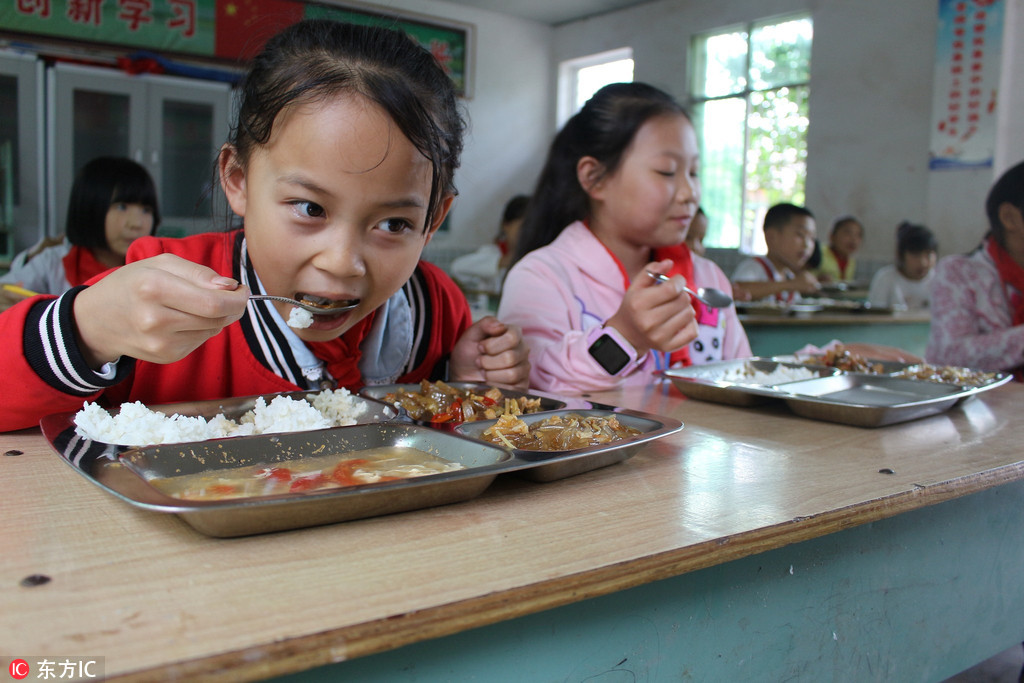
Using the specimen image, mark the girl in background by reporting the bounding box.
[0,19,528,431]
[927,160,1024,377]
[498,82,749,394]
[815,215,863,283]
[0,156,159,311]
[867,221,938,310]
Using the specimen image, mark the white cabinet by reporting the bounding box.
[0,51,45,260]
[48,63,233,237]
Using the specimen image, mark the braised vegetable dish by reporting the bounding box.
[479,413,640,451]
[384,380,543,424]
[803,345,884,373]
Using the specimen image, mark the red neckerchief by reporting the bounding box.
[62,245,115,286]
[830,246,850,279]
[306,311,377,390]
[754,257,795,304]
[986,237,1024,327]
[587,222,694,367]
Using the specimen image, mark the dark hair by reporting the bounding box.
[502,194,531,225]
[805,239,822,269]
[65,157,160,249]
[763,203,814,232]
[984,159,1024,247]
[896,221,938,257]
[830,215,863,237]
[512,82,689,265]
[229,19,465,232]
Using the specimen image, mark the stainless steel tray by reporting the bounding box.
[455,408,683,482]
[664,358,1011,427]
[40,416,518,538]
[360,382,567,428]
[663,358,839,406]
[772,374,965,427]
[40,392,682,535]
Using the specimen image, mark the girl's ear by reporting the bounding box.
[218,144,248,218]
[576,156,607,199]
[423,195,455,247]
[998,201,1024,235]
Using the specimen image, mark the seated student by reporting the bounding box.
[0,157,160,312]
[868,221,938,310]
[498,82,750,394]
[449,194,529,295]
[927,160,1024,377]
[0,19,529,433]
[731,203,821,303]
[816,215,863,283]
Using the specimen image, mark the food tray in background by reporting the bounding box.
[735,301,824,316]
[664,358,1011,427]
[360,382,567,429]
[456,408,682,482]
[41,414,520,537]
[663,358,840,406]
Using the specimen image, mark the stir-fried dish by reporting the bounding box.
[147,446,463,501]
[384,380,543,424]
[891,363,998,386]
[803,345,885,373]
[479,413,641,451]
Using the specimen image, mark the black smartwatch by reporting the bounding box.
[588,332,632,375]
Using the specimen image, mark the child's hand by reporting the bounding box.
[791,270,822,294]
[605,260,698,356]
[449,316,530,389]
[73,253,249,368]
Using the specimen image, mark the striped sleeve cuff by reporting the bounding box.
[23,286,135,395]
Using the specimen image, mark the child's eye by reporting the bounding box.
[291,201,326,219]
[374,217,415,235]
[656,169,676,177]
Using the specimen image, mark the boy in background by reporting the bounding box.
[732,203,821,303]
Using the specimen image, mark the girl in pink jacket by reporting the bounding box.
[498,83,750,394]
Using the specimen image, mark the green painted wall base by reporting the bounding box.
[277,480,1024,683]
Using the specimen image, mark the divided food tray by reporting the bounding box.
[664,357,1011,427]
[41,389,681,537]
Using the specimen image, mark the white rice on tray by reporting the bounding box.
[718,363,818,385]
[73,388,367,446]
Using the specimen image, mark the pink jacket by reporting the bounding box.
[498,221,750,393]
[927,247,1024,373]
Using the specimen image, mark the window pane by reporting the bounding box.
[0,75,19,209]
[744,85,809,251]
[697,97,747,249]
[73,89,131,175]
[750,17,812,90]
[575,58,634,109]
[697,31,748,98]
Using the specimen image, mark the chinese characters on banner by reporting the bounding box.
[929,0,1004,169]
[10,0,214,55]
[5,0,470,95]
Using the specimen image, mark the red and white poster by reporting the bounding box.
[930,0,1004,169]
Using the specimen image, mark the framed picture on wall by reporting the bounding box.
[307,2,475,98]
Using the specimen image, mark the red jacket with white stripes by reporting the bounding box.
[0,231,470,432]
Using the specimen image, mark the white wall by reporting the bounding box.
[552,0,1024,262]
[369,0,553,262]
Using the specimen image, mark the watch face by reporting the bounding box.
[588,333,631,375]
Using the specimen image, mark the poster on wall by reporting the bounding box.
[929,0,1004,170]
[6,0,473,96]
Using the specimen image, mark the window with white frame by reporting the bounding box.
[557,48,634,128]
[690,15,812,253]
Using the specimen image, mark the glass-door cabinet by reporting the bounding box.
[49,63,233,237]
[0,51,45,268]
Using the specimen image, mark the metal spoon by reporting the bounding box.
[249,294,360,315]
[645,270,733,309]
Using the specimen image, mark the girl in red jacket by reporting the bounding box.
[0,19,529,431]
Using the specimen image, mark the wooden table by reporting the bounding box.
[739,309,931,357]
[2,381,1022,682]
